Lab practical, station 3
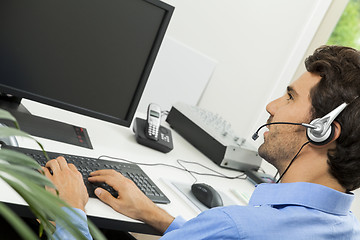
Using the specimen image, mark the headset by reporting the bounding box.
[252,101,352,183]
[252,102,348,146]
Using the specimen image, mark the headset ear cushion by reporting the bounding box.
[306,123,335,146]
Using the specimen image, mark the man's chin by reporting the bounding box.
[257,143,267,160]
[258,141,277,165]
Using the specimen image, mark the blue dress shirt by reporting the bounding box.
[53,207,93,240]
[54,182,360,239]
[162,182,360,239]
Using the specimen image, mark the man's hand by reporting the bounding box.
[43,157,89,211]
[88,169,174,233]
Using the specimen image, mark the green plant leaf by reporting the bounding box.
[1,176,88,239]
[88,218,107,240]
[0,202,38,240]
[0,125,31,139]
[0,126,49,160]
[1,173,106,240]
[0,109,19,129]
[0,163,55,189]
[0,149,42,169]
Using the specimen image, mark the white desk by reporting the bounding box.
[0,100,256,235]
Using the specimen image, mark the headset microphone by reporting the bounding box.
[252,122,316,141]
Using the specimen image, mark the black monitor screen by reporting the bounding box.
[0,0,173,127]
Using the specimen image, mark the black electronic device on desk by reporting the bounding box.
[245,170,276,185]
[133,103,173,153]
[166,103,262,171]
[4,145,171,204]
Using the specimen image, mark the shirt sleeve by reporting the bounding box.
[163,216,187,234]
[53,207,93,240]
[160,208,239,240]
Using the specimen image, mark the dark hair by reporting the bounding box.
[305,45,360,191]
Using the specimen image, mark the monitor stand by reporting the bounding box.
[0,95,93,149]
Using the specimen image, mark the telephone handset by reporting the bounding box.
[133,103,173,153]
[145,103,161,141]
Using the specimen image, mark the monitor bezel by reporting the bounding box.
[0,0,174,127]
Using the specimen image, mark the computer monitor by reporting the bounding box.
[0,0,174,148]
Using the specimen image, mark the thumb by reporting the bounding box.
[95,188,117,206]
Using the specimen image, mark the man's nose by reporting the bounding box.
[266,98,279,116]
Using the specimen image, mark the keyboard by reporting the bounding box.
[5,146,170,204]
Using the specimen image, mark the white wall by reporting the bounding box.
[292,0,349,81]
[137,37,217,113]
[161,0,332,146]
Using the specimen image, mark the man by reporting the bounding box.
[44,45,360,239]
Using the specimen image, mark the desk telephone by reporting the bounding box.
[133,103,173,153]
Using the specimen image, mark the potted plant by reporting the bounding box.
[0,108,105,239]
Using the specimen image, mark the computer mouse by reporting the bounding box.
[191,183,223,208]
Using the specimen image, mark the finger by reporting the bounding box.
[90,169,122,177]
[54,156,68,170]
[45,159,60,173]
[38,167,45,174]
[88,173,126,184]
[42,167,53,178]
[42,167,57,193]
[91,174,135,194]
[90,169,115,176]
[88,175,126,192]
[68,164,83,180]
[68,163,78,172]
[88,175,111,183]
[45,185,57,195]
[94,187,118,208]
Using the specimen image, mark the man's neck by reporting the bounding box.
[278,147,346,193]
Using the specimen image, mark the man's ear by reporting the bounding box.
[330,121,342,143]
[322,121,341,147]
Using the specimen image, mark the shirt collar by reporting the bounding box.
[249,182,354,216]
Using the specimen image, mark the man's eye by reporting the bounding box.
[287,93,294,100]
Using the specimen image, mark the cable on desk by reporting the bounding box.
[176,159,198,184]
[97,155,247,182]
[176,159,247,183]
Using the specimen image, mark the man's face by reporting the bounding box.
[258,72,321,171]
